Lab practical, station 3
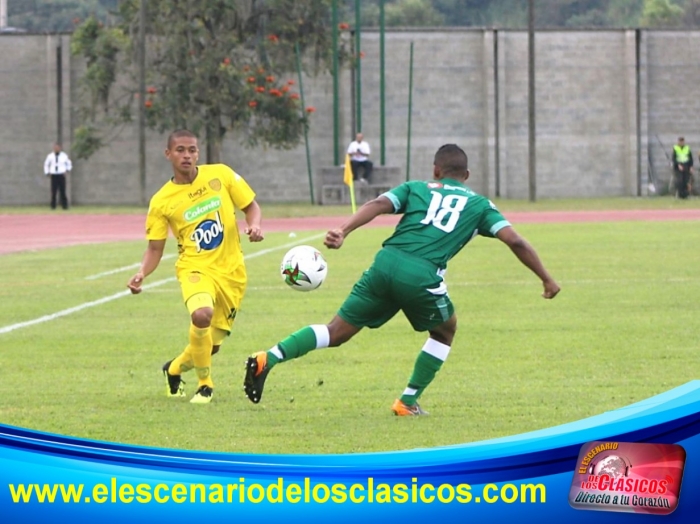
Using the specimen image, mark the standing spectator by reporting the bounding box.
[347,132,373,184]
[672,137,693,199]
[43,142,72,209]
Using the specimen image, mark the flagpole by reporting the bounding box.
[344,154,357,213]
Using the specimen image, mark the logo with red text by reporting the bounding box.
[569,441,685,515]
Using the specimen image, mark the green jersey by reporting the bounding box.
[381,178,510,268]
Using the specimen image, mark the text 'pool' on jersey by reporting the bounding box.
[191,211,224,252]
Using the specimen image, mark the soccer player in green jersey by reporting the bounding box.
[244,144,559,415]
[128,130,264,404]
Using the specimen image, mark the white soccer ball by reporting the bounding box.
[280,245,328,292]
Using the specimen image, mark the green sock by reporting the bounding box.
[399,339,450,405]
[266,325,329,369]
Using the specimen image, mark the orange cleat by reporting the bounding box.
[391,398,429,416]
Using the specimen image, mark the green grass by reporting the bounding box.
[0,218,698,455]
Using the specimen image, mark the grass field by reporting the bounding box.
[0,200,699,455]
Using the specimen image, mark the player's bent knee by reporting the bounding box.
[429,318,456,346]
[191,307,213,328]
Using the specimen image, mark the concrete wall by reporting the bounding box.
[1,29,697,206]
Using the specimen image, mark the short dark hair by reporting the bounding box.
[167,129,197,148]
[434,144,468,176]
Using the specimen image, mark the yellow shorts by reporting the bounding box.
[177,265,247,333]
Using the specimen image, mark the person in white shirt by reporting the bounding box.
[346,132,373,184]
[43,143,72,210]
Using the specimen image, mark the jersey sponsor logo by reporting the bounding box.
[209,178,222,191]
[191,211,224,252]
[427,182,443,189]
[184,196,222,222]
[188,186,209,200]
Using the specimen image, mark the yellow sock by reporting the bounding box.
[190,324,213,388]
[168,347,194,375]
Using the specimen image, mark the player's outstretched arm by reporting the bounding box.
[324,196,394,249]
[496,226,560,299]
[127,239,166,294]
[242,200,264,242]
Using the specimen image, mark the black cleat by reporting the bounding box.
[162,360,185,397]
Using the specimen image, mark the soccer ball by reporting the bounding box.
[280,245,328,292]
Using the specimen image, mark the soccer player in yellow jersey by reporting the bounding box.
[127,129,264,404]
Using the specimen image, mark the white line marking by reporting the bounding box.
[1,233,324,335]
[0,279,174,335]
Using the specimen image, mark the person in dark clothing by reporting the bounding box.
[672,137,693,199]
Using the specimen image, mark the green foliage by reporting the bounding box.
[337,0,640,28]
[71,0,332,160]
[71,17,128,115]
[9,0,700,34]
[384,0,444,26]
[7,0,119,33]
[72,125,104,160]
[641,0,685,26]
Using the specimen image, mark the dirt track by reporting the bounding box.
[2,209,700,255]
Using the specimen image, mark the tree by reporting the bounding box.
[71,0,333,162]
[384,0,444,26]
[640,0,684,26]
[8,0,118,32]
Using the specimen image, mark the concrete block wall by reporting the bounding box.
[2,29,699,205]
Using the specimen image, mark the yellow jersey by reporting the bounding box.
[145,164,255,276]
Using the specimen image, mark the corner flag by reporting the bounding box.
[343,154,357,213]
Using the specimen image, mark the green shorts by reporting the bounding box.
[338,246,454,331]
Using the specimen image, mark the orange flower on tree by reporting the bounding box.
[146,86,157,94]
[247,76,256,83]
[281,85,290,93]
[305,106,316,113]
[248,100,258,108]
[338,22,350,30]
[287,79,295,85]
[255,86,265,93]
[267,34,279,44]
[222,57,231,65]
[269,89,282,97]
[290,93,300,100]
[266,75,275,83]
[144,100,153,108]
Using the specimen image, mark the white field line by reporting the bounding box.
[1,234,324,335]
